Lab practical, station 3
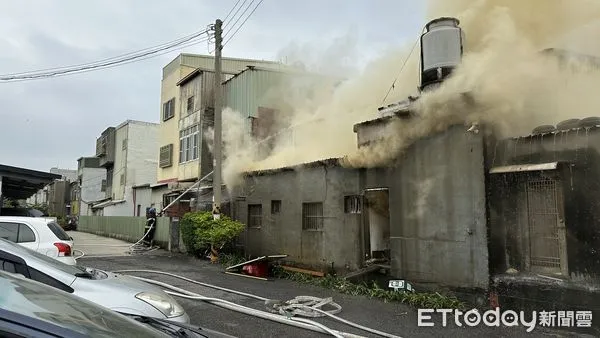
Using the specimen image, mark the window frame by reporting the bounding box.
[271,200,281,215]
[247,204,263,229]
[178,125,200,164]
[0,222,36,243]
[302,202,324,231]
[163,98,175,121]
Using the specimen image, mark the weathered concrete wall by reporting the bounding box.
[237,164,363,272]
[488,127,600,284]
[362,124,489,289]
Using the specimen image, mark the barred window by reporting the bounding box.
[302,202,323,231]
[248,204,262,229]
[344,195,362,214]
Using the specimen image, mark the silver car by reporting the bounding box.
[0,238,190,323]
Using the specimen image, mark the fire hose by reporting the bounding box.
[128,221,159,254]
[113,269,401,338]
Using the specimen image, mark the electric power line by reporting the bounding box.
[0,29,210,82]
[223,0,244,23]
[223,0,264,47]
[223,0,250,30]
[0,29,210,78]
[381,37,420,104]
[1,37,210,83]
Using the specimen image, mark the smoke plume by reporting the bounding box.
[220,0,600,187]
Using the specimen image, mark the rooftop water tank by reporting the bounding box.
[420,17,465,91]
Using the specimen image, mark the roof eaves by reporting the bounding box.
[244,158,343,176]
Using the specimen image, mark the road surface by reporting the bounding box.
[72,231,590,338]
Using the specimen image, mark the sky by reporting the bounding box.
[0,0,425,172]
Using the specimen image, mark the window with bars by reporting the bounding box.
[302,202,324,231]
[344,195,362,214]
[271,200,281,214]
[163,98,175,121]
[248,204,262,229]
[179,125,199,163]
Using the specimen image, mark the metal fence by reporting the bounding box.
[78,216,171,248]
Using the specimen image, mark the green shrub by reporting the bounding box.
[180,211,245,257]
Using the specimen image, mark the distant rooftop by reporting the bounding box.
[163,53,286,79]
[115,119,159,130]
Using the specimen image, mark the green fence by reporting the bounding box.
[78,216,170,248]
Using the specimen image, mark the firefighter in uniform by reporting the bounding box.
[144,207,157,247]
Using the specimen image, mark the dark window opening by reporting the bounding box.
[302,202,324,231]
[344,195,362,214]
[248,204,262,229]
[187,96,194,114]
[271,200,281,214]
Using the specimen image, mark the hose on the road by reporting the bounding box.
[127,224,159,255]
[114,269,401,338]
[131,275,352,338]
[72,249,85,260]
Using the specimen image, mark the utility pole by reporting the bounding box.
[212,19,223,220]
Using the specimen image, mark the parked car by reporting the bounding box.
[0,270,233,337]
[0,238,190,323]
[0,207,46,217]
[0,216,76,265]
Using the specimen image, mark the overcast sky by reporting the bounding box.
[0,0,424,172]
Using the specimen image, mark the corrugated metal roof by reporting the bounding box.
[223,68,287,118]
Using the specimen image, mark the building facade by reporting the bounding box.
[91,120,159,216]
[75,157,106,216]
[157,53,287,185]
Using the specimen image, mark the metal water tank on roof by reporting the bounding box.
[420,17,465,91]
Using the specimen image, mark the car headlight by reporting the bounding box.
[135,292,185,318]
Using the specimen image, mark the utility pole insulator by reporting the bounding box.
[212,19,223,220]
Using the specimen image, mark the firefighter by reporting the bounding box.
[143,207,157,247]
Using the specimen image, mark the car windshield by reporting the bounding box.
[0,271,167,338]
[0,239,87,276]
[47,221,71,241]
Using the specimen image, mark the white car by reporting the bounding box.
[0,216,76,265]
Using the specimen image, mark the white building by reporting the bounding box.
[76,157,107,216]
[92,120,159,216]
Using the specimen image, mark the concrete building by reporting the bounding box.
[49,167,77,182]
[91,120,159,216]
[47,180,71,217]
[75,157,106,216]
[157,53,286,186]
[235,160,362,270]
[234,119,488,291]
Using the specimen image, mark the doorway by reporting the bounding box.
[363,188,391,263]
[523,177,568,275]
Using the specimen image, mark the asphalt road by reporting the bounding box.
[77,251,589,338]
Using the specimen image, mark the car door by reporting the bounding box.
[0,222,39,251]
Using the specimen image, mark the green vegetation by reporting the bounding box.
[180,211,245,257]
[274,267,465,309]
[214,252,465,310]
